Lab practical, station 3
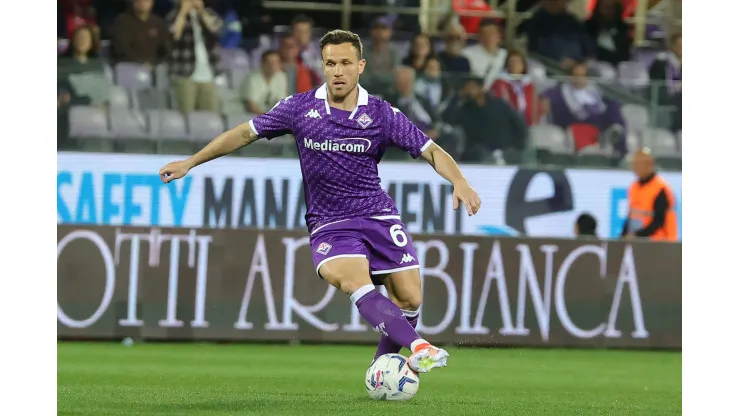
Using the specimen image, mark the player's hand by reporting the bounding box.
[452,181,481,216]
[159,160,192,184]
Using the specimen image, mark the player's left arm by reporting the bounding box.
[420,143,481,216]
[387,105,481,216]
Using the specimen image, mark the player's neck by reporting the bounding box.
[327,87,359,112]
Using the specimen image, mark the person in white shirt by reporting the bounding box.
[240,50,288,115]
[461,19,507,91]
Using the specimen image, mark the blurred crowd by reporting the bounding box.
[57,0,682,168]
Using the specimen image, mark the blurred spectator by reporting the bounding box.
[233,0,271,40]
[214,0,243,49]
[452,0,495,34]
[362,18,401,96]
[279,36,320,95]
[584,0,631,66]
[167,0,223,114]
[58,25,110,107]
[387,67,464,159]
[363,0,421,34]
[444,77,528,163]
[574,213,598,237]
[414,57,451,108]
[241,50,287,115]
[462,19,507,90]
[402,33,435,74]
[649,33,682,132]
[291,15,323,74]
[60,0,99,40]
[438,25,471,77]
[492,50,548,126]
[541,62,627,157]
[521,0,594,70]
[620,148,678,241]
[111,0,171,68]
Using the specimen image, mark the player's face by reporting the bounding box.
[322,43,366,100]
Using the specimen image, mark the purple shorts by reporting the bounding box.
[309,216,420,284]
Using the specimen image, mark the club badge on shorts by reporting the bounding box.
[316,242,332,255]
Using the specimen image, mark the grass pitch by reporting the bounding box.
[58,342,680,415]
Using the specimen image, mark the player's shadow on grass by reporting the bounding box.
[145,393,390,413]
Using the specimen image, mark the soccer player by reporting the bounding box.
[159,30,481,373]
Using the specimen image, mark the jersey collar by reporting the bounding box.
[315,83,369,119]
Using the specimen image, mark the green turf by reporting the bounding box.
[58,342,681,416]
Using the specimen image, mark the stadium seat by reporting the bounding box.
[527,59,548,82]
[530,124,568,152]
[530,124,574,165]
[568,123,600,152]
[110,109,147,139]
[627,132,640,152]
[622,104,650,133]
[534,78,557,94]
[618,61,649,89]
[133,89,171,111]
[154,64,169,90]
[643,128,678,156]
[69,106,111,138]
[219,87,243,114]
[108,86,130,109]
[590,61,617,81]
[576,145,612,168]
[228,67,250,90]
[188,112,225,142]
[114,63,153,91]
[146,110,192,154]
[219,48,250,70]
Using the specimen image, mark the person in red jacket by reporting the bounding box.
[453,0,495,34]
[491,50,548,126]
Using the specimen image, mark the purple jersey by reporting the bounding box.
[249,83,432,233]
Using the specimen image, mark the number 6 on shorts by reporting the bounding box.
[389,224,408,247]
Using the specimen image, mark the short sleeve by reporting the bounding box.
[385,103,433,159]
[249,95,294,140]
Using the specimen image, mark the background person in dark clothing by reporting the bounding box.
[111,0,171,68]
[444,76,528,163]
[520,0,594,70]
[584,0,631,66]
[575,213,598,237]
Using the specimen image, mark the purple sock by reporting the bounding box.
[374,311,418,359]
[353,287,421,353]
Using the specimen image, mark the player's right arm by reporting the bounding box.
[159,96,294,183]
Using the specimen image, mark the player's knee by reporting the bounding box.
[320,261,370,295]
[396,293,422,311]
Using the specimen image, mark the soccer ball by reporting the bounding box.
[365,353,420,401]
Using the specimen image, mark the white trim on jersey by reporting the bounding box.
[310,218,352,235]
[420,138,433,153]
[315,83,369,117]
[370,215,401,220]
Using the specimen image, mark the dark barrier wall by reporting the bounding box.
[57,226,681,349]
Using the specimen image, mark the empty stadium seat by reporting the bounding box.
[622,104,650,133]
[618,61,649,89]
[530,124,568,152]
[69,106,110,138]
[643,128,678,156]
[108,86,130,109]
[220,48,250,70]
[576,145,612,168]
[114,63,153,90]
[110,109,147,139]
[188,112,225,142]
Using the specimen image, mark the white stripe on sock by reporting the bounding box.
[350,284,376,305]
[401,309,420,318]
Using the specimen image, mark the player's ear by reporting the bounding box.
[358,58,366,75]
